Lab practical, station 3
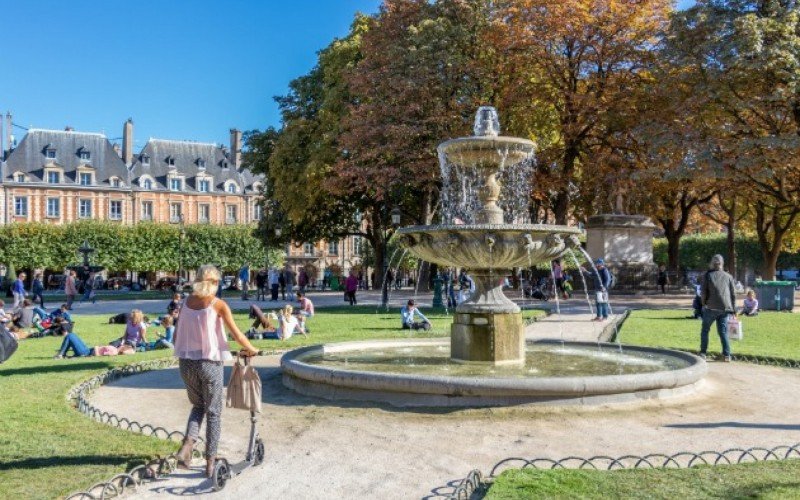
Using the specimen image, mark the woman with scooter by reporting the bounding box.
[173,265,259,478]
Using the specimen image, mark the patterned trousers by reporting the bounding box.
[179,358,224,458]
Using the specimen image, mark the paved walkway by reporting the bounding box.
[83,301,800,499]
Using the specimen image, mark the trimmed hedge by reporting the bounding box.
[0,221,282,273]
[653,234,800,272]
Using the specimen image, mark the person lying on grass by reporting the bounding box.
[247,304,305,340]
[53,331,136,359]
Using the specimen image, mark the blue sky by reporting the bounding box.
[1,0,694,148]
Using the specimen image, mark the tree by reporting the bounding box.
[700,192,750,278]
[666,0,800,278]
[493,0,673,223]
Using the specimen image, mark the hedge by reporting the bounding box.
[0,221,283,273]
[653,234,800,272]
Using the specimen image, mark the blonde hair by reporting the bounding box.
[281,304,294,319]
[746,289,756,298]
[192,265,221,297]
[162,315,174,327]
[130,309,144,325]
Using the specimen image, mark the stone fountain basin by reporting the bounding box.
[396,224,582,270]
[281,339,707,408]
[438,136,535,168]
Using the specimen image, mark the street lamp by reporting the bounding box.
[382,206,402,309]
[176,214,186,291]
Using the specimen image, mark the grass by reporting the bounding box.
[0,306,546,498]
[618,309,800,359]
[486,461,800,499]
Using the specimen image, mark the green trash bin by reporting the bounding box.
[329,275,341,292]
[754,281,796,311]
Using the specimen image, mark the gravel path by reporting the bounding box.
[86,308,800,499]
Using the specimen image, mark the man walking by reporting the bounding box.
[64,271,78,310]
[699,254,735,361]
[12,273,26,308]
[269,267,280,301]
[239,264,251,300]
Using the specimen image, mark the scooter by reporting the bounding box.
[211,356,266,491]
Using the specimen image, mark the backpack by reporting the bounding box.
[0,323,19,364]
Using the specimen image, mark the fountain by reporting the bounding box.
[281,107,706,407]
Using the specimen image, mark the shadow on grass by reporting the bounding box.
[0,454,147,471]
[728,481,800,498]
[0,361,111,377]
[665,421,800,431]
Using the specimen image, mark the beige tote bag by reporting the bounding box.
[226,356,262,413]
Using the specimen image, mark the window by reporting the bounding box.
[79,149,91,161]
[170,178,182,191]
[15,173,25,182]
[45,148,56,159]
[141,201,153,220]
[111,178,121,188]
[46,198,60,218]
[141,154,150,166]
[198,204,210,223]
[226,183,237,194]
[253,204,262,221]
[141,177,153,190]
[14,196,28,217]
[303,243,315,257]
[109,200,122,220]
[198,179,210,192]
[226,205,237,224]
[221,161,229,169]
[79,172,92,186]
[328,241,339,256]
[47,171,60,184]
[197,159,206,168]
[170,203,182,222]
[79,199,92,219]
[166,156,175,166]
[354,236,363,256]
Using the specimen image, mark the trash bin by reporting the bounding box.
[329,276,340,292]
[754,281,796,311]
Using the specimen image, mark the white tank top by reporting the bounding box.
[173,298,232,362]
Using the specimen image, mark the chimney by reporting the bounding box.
[5,112,12,155]
[230,128,242,168]
[122,118,133,166]
[65,126,74,132]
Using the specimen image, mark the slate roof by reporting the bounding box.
[130,139,262,194]
[3,129,130,186]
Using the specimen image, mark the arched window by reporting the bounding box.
[226,182,238,194]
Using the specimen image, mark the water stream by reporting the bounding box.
[576,247,622,351]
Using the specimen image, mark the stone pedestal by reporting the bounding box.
[450,270,525,365]
[450,311,525,365]
[586,214,656,266]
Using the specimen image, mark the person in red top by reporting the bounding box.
[344,271,359,306]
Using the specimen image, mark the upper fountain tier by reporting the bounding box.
[398,107,580,271]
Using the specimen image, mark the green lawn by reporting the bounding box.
[486,461,800,499]
[618,309,800,359]
[0,306,546,498]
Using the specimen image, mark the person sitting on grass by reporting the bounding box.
[740,290,759,316]
[120,309,148,348]
[152,315,176,349]
[54,331,94,359]
[167,293,183,315]
[12,299,38,330]
[295,291,315,333]
[400,300,431,331]
[0,300,12,324]
[36,304,73,324]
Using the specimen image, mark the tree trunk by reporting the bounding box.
[553,146,578,224]
[665,231,681,273]
[725,220,736,279]
[763,248,780,282]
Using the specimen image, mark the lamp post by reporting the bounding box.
[177,214,186,291]
[381,207,403,309]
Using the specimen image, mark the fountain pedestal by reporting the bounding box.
[451,271,525,365]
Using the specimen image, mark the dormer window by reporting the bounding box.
[111,177,122,188]
[220,160,229,169]
[15,173,26,182]
[226,182,238,194]
[170,177,183,191]
[45,148,56,159]
[47,171,61,184]
[78,147,91,161]
[142,178,153,190]
[79,172,93,186]
[198,179,211,193]
[197,159,206,169]
[141,154,150,166]
[166,156,175,167]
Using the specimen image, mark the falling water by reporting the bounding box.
[549,261,565,346]
[576,247,622,352]
[377,248,402,313]
[567,249,600,347]
[387,249,409,311]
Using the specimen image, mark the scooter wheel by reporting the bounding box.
[212,459,229,492]
[254,438,265,466]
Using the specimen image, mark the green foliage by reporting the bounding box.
[0,222,282,273]
[653,234,800,272]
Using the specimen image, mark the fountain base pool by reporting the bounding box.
[281,339,706,408]
[451,311,524,365]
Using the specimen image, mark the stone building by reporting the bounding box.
[0,119,261,226]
